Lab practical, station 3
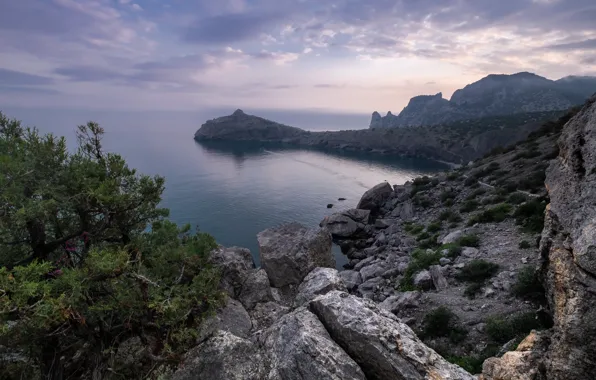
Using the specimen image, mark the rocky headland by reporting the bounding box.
[172,96,596,379]
[370,72,596,129]
[195,108,566,164]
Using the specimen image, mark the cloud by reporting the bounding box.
[546,38,596,51]
[0,68,54,86]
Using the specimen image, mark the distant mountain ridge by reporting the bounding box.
[370,72,596,128]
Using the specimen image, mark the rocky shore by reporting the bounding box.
[172,95,596,379]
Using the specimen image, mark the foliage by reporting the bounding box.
[466,188,486,201]
[508,193,528,205]
[399,249,442,290]
[438,209,462,224]
[486,312,544,344]
[420,307,468,344]
[410,176,434,196]
[456,234,480,248]
[440,190,457,204]
[456,260,499,283]
[512,266,546,303]
[439,243,462,259]
[514,199,547,233]
[404,223,424,235]
[468,203,512,225]
[427,222,442,233]
[519,240,532,249]
[464,282,484,298]
[460,200,479,213]
[0,113,224,379]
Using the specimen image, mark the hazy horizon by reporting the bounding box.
[1,0,595,115]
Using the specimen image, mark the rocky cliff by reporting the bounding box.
[195,109,565,164]
[371,72,596,128]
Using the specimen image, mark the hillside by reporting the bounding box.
[370,72,596,128]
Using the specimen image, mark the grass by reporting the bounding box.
[439,243,463,259]
[427,222,442,233]
[511,266,546,303]
[460,200,480,213]
[468,203,512,225]
[519,240,532,249]
[486,312,545,344]
[420,307,468,344]
[456,234,480,248]
[456,260,499,283]
[404,223,425,235]
[514,200,547,233]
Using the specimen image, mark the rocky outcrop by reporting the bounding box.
[370,72,596,128]
[320,208,370,239]
[310,291,476,380]
[294,268,346,307]
[356,182,393,215]
[257,223,334,288]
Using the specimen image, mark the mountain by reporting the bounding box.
[370,72,596,128]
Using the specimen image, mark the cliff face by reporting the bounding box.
[370,72,596,128]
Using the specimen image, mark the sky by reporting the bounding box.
[1,0,596,115]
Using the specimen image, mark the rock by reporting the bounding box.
[210,246,255,297]
[347,249,367,260]
[440,257,452,266]
[172,331,268,380]
[310,291,475,380]
[257,223,334,288]
[413,270,433,290]
[338,197,347,201]
[320,209,370,239]
[357,182,393,214]
[360,263,387,282]
[375,219,391,229]
[327,203,334,209]
[363,246,380,257]
[484,287,496,298]
[354,256,376,271]
[339,270,362,291]
[462,247,479,258]
[381,267,401,279]
[294,268,347,307]
[250,302,290,331]
[429,265,449,291]
[238,269,274,310]
[357,277,384,299]
[199,298,253,342]
[379,291,422,314]
[391,199,414,220]
[262,308,366,380]
[441,230,464,245]
[375,232,387,246]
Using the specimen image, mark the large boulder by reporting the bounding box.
[294,268,347,307]
[198,298,253,341]
[339,270,362,291]
[238,269,274,310]
[210,246,255,297]
[320,209,370,239]
[310,291,475,380]
[357,182,394,215]
[257,223,334,288]
[262,308,366,380]
[172,330,268,380]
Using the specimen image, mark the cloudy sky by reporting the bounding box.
[1,0,595,114]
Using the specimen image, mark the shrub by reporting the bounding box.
[439,209,456,221]
[466,188,486,201]
[514,200,547,233]
[440,243,463,259]
[482,195,507,205]
[464,282,484,299]
[456,234,480,248]
[464,176,477,186]
[427,222,442,233]
[440,190,457,203]
[417,231,431,241]
[421,307,455,338]
[512,266,546,302]
[468,203,512,225]
[486,312,543,344]
[443,199,455,207]
[519,240,532,249]
[500,182,518,193]
[411,176,433,196]
[405,223,425,235]
[414,195,433,208]
[460,200,480,213]
[447,172,460,181]
[400,249,442,289]
[508,193,528,205]
[518,171,546,192]
[456,260,499,283]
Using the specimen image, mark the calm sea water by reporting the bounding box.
[4,108,449,267]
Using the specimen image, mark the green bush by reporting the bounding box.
[405,223,425,235]
[421,307,455,338]
[417,231,431,241]
[464,176,477,186]
[456,234,480,248]
[440,190,457,203]
[460,200,480,213]
[440,243,463,259]
[519,240,532,249]
[456,260,499,283]
[438,210,456,221]
[514,200,547,233]
[447,172,460,181]
[518,171,546,192]
[512,266,546,302]
[466,188,486,200]
[486,312,543,344]
[411,176,433,196]
[464,282,484,299]
[444,199,455,207]
[427,222,442,233]
[508,193,528,205]
[414,195,433,208]
[400,249,442,290]
[468,203,512,225]
[482,195,507,205]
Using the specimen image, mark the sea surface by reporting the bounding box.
[4,108,449,267]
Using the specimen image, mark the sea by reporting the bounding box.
[2,107,449,268]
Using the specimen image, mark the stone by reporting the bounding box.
[440,257,452,266]
[339,270,362,291]
[363,246,380,257]
[347,249,367,260]
[462,247,479,258]
[262,308,366,380]
[375,232,387,246]
[198,298,253,342]
[484,287,496,298]
[257,223,334,288]
[327,203,334,209]
[413,270,433,290]
[441,230,464,245]
[375,219,391,229]
[357,277,384,299]
[310,291,475,380]
[429,265,449,291]
[238,269,273,310]
[210,246,255,297]
[381,267,401,279]
[172,331,268,380]
[391,199,414,220]
[379,291,422,314]
[354,256,375,271]
[250,302,290,331]
[294,268,347,307]
[357,182,394,214]
[338,197,347,201]
[320,209,370,239]
[360,263,387,282]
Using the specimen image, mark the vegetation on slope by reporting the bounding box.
[0,113,223,379]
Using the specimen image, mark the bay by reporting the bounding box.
[4,108,449,268]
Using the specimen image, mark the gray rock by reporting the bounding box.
[413,270,433,290]
[257,223,334,287]
[310,291,476,380]
[262,308,366,380]
[381,267,401,279]
[357,277,384,299]
[354,256,376,271]
[363,246,380,257]
[347,249,367,260]
[294,268,346,307]
[198,298,253,342]
[210,246,255,297]
[343,208,371,224]
[172,330,268,380]
[360,263,387,282]
[238,269,273,310]
[357,182,394,214]
[391,199,414,220]
[379,291,422,314]
[250,302,291,331]
[375,232,387,246]
[440,257,452,266]
[462,247,479,258]
[320,211,366,239]
[339,270,362,291]
[441,230,464,245]
[375,219,391,229]
[429,265,449,291]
